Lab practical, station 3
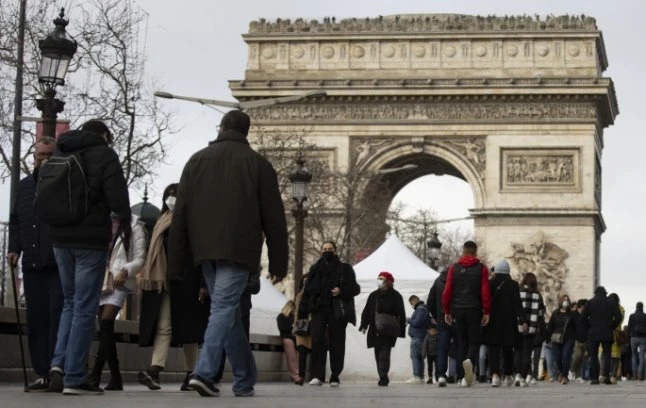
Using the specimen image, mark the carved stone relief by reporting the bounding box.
[509,231,569,317]
[442,137,486,177]
[595,155,602,208]
[247,102,597,122]
[501,149,579,192]
[351,138,394,166]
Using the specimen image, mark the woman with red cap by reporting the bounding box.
[360,271,406,386]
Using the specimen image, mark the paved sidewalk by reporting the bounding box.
[2,381,646,408]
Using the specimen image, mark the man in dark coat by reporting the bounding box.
[442,241,491,387]
[41,120,131,395]
[481,260,526,387]
[167,111,288,397]
[581,286,622,385]
[298,241,360,387]
[8,137,62,392]
[627,302,646,380]
[427,267,461,387]
[359,272,406,387]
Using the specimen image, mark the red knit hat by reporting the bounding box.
[378,271,394,283]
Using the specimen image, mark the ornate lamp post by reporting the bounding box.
[36,8,77,138]
[288,155,312,297]
[427,230,443,270]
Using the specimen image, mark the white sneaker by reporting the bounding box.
[460,378,469,387]
[514,374,522,387]
[309,378,323,386]
[575,377,586,384]
[530,377,537,386]
[438,377,447,388]
[491,374,501,387]
[462,359,474,386]
[525,375,533,386]
[621,377,628,382]
[329,381,340,387]
[504,376,514,387]
[519,378,528,387]
[405,376,424,384]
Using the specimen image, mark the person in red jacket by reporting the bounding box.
[442,241,491,387]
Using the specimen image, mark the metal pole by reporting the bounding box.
[36,88,64,138]
[292,206,307,299]
[9,0,27,222]
[1,223,7,306]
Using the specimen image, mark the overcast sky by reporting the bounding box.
[2,0,644,313]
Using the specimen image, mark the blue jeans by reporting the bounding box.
[410,337,424,378]
[552,339,575,377]
[479,344,489,377]
[51,248,107,387]
[631,337,646,378]
[544,343,556,379]
[194,261,256,393]
[436,321,463,379]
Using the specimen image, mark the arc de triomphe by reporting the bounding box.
[230,14,618,308]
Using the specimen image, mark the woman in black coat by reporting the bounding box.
[547,294,577,384]
[359,272,406,387]
[137,184,209,391]
[298,241,360,386]
[481,260,526,387]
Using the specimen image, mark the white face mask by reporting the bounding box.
[377,279,385,289]
[165,196,176,212]
[562,301,570,309]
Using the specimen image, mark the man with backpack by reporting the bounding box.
[35,120,131,395]
[7,137,62,392]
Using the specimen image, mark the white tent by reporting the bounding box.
[343,234,439,382]
[250,276,289,336]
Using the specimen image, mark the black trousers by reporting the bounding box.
[213,310,251,382]
[297,345,311,380]
[453,308,482,372]
[310,310,347,381]
[427,356,437,380]
[588,341,612,380]
[515,335,535,378]
[374,345,392,382]
[489,345,514,376]
[23,266,63,378]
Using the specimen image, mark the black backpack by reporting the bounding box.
[34,149,89,226]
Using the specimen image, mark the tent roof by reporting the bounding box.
[353,234,439,281]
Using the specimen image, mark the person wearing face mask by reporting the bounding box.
[7,137,62,392]
[297,241,361,387]
[136,184,209,392]
[547,294,577,384]
[359,272,406,387]
[88,211,147,391]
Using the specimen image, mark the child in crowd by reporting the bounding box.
[422,325,439,384]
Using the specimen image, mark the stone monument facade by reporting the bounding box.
[230,14,618,310]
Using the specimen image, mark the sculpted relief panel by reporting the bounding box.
[501,148,580,192]
[509,232,569,317]
[247,102,596,122]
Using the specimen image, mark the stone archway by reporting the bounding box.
[232,14,618,311]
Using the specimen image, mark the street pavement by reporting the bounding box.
[2,381,646,408]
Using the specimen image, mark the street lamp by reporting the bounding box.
[288,155,312,297]
[427,230,443,270]
[36,8,77,139]
[154,90,327,111]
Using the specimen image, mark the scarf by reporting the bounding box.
[139,211,173,292]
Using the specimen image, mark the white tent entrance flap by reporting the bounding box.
[344,234,439,381]
[250,276,289,336]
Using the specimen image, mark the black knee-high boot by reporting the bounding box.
[89,321,108,386]
[101,319,123,391]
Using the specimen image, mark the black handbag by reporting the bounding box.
[550,316,570,345]
[374,297,400,337]
[294,319,310,336]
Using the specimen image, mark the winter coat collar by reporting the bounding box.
[211,129,250,145]
[56,129,108,152]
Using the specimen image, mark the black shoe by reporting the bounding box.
[426,378,433,384]
[180,373,191,391]
[105,365,123,391]
[590,379,600,385]
[48,367,64,393]
[478,375,487,383]
[447,376,456,384]
[137,369,161,390]
[26,377,50,392]
[63,382,104,395]
[378,379,388,387]
[603,377,612,385]
[329,377,340,387]
[188,374,220,397]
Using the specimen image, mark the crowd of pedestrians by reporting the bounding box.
[6,111,642,398]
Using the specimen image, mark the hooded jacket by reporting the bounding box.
[442,255,491,315]
[46,130,131,249]
[106,215,147,291]
[408,301,431,339]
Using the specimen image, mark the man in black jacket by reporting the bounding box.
[168,111,288,398]
[628,302,646,380]
[8,137,62,392]
[42,120,131,395]
[427,268,461,387]
[581,286,622,385]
